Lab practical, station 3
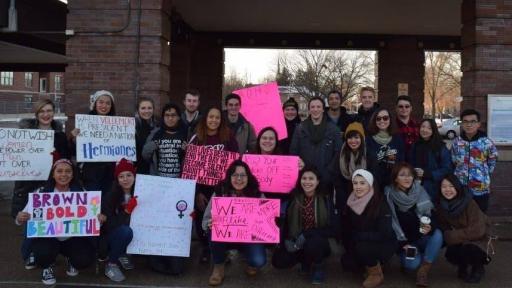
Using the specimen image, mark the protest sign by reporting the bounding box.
[26,191,101,238]
[75,114,136,162]
[211,197,280,243]
[181,144,239,186]
[0,128,54,181]
[242,154,299,193]
[234,82,287,140]
[127,174,196,257]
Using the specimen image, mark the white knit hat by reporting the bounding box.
[89,90,114,111]
[352,169,374,186]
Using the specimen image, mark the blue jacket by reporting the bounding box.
[366,135,405,187]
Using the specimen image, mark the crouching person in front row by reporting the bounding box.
[15,159,99,285]
[202,160,267,286]
[272,167,333,285]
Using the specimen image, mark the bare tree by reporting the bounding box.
[223,70,249,96]
[424,52,462,117]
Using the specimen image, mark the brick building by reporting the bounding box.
[0,71,65,114]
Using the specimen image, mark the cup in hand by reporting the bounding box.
[419,216,431,234]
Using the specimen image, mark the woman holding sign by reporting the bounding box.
[189,106,238,263]
[202,160,266,286]
[16,159,100,285]
[272,167,334,285]
[11,99,71,269]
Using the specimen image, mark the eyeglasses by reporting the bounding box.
[231,173,247,179]
[398,105,411,109]
[462,120,479,126]
[376,115,390,122]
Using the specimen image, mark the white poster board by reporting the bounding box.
[127,174,196,257]
[0,128,54,181]
[488,94,512,145]
[75,114,136,162]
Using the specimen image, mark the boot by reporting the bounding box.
[311,263,325,285]
[245,266,258,276]
[363,263,384,288]
[416,262,432,287]
[208,264,225,286]
[465,265,485,283]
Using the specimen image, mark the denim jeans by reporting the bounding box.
[400,229,443,270]
[209,235,266,268]
[108,225,133,263]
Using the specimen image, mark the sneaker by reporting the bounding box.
[41,266,56,285]
[66,258,79,277]
[118,255,134,270]
[25,253,36,270]
[105,263,126,282]
[311,263,325,285]
[226,249,238,264]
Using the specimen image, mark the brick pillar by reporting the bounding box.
[461,0,512,129]
[65,0,172,117]
[377,38,425,119]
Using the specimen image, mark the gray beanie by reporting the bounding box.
[89,90,114,111]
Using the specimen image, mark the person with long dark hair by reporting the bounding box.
[385,162,443,287]
[135,97,158,174]
[410,118,453,200]
[102,158,137,282]
[202,160,266,286]
[189,106,238,263]
[366,107,405,188]
[272,167,333,284]
[340,169,396,288]
[279,98,301,155]
[15,159,99,285]
[435,175,493,283]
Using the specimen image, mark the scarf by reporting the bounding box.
[347,188,374,215]
[440,189,472,218]
[339,143,367,180]
[287,194,329,239]
[285,117,301,136]
[303,116,327,144]
[385,182,433,241]
[373,131,392,145]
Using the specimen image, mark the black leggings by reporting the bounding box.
[445,243,487,266]
[272,232,331,269]
[32,237,96,269]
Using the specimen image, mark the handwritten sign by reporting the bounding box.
[235,82,287,140]
[75,114,136,162]
[242,154,299,193]
[0,128,54,181]
[181,145,239,186]
[211,197,280,243]
[127,174,196,257]
[26,191,101,238]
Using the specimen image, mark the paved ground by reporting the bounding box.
[1,199,512,288]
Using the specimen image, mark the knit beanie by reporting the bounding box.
[352,169,374,186]
[90,90,115,111]
[114,158,136,179]
[345,122,365,139]
[283,98,299,111]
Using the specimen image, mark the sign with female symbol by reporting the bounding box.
[176,200,188,218]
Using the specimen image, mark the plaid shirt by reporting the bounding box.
[396,117,419,158]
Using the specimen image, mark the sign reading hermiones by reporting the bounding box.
[27,191,102,238]
[242,154,299,193]
[235,82,288,140]
[211,197,280,243]
[181,145,239,186]
[127,174,196,257]
[75,114,136,162]
[0,128,54,181]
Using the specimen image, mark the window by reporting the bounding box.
[54,95,62,113]
[24,95,32,109]
[25,72,33,88]
[54,75,62,91]
[0,72,13,86]
[39,78,47,92]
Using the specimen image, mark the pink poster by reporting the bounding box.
[211,197,280,243]
[234,82,288,140]
[181,145,239,186]
[242,154,299,194]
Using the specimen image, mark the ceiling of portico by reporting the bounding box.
[172,0,462,36]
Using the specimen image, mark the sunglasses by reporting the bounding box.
[376,115,390,122]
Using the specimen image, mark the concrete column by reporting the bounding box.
[377,38,425,119]
[65,0,172,116]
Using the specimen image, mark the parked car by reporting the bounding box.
[438,118,460,139]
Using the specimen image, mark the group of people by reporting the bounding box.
[10,86,498,287]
